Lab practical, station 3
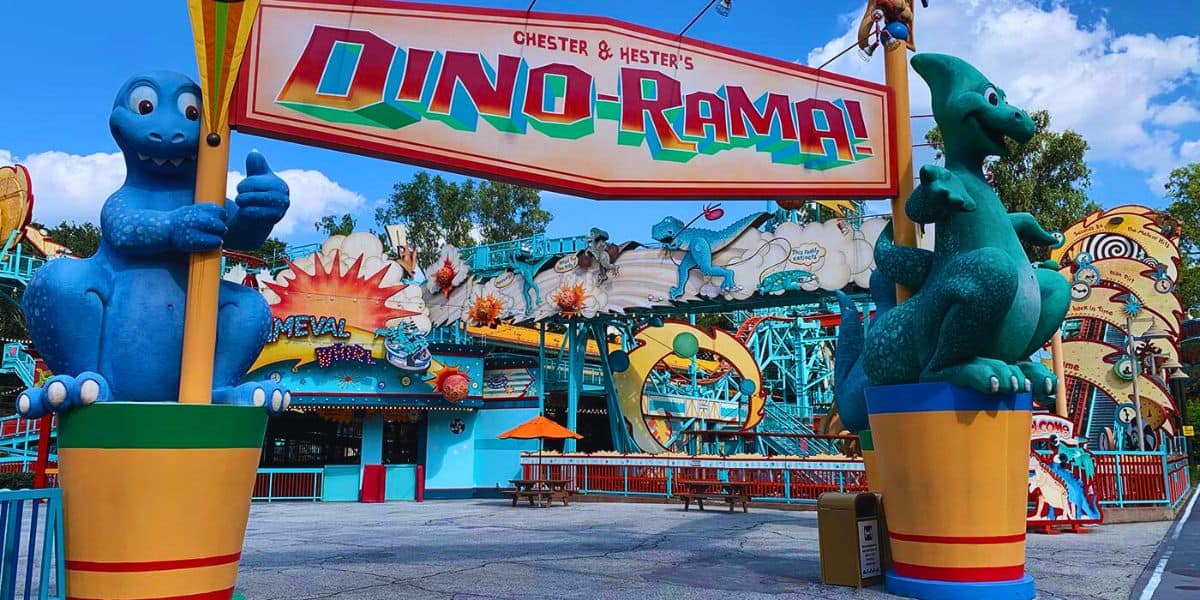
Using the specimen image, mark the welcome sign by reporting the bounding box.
[232,0,898,199]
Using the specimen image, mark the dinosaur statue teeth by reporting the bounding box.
[138,153,150,161]
[152,157,166,166]
[169,158,184,167]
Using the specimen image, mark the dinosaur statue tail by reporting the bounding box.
[874,221,933,292]
[832,269,898,433]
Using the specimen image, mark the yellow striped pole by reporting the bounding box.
[180,0,262,404]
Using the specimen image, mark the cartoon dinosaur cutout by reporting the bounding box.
[652,212,772,299]
[835,54,1069,431]
[17,71,291,418]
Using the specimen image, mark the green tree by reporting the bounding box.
[314,213,357,237]
[376,171,552,266]
[926,110,1098,261]
[45,221,101,258]
[242,237,288,265]
[1164,162,1200,314]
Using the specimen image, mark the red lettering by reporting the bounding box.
[683,91,729,143]
[430,51,522,118]
[619,68,694,151]
[726,87,797,140]
[278,26,395,109]
[796,98,853,161]
[524,63,593,123]
[396,48,434,102]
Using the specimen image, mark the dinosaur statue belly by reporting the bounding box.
[986,263,1042,362]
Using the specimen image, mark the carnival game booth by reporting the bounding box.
[238,233,543,500]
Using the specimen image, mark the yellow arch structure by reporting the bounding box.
[611,322,765,454]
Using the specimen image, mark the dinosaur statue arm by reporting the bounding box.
[1009,212,1059,247]
[99,190,176,257]
[874,221,934,290]
[906,164,975,224]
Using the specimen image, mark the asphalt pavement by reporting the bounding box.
[235,500,1170,599]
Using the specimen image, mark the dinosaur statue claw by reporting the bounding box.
[16,372,112,419]
[989,376,1000,393]
[1025,378,1032,393]
[214,381,291,415]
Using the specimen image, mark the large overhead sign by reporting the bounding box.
[232,0,898,199]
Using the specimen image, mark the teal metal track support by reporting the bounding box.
[590,320,635,453]
[564,322,584,452]
[538,322,546,415]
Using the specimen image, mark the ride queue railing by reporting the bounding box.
[1091,436,1191,509]
[0,488,65,599]
[520,457,868,505]
[251,468,324,502]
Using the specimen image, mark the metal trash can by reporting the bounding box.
[817,492,884,588]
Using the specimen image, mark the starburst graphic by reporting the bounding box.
[264,251,418,333]
[468,294,505,328]
[430,365,470,402]
[552,282,588,318]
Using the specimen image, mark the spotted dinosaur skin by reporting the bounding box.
[652,212,771,299]
[17,71,292,418]
[834,54,1069,432]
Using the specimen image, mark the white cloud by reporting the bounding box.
[1180,140,1200,163]
[0,150,125,225]
[225,168,365,237]
[806,0,1200,193]
[0,148,364,238]
[1152,99,1200,127]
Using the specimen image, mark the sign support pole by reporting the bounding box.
[884,40,918,303]
[181,0,262,404]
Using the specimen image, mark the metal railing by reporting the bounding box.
[520,456,867,505]
[1091,438,1192,509]
[0,488,65,599]
[251,468,324,502]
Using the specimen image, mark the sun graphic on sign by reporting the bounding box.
[264,251,418,332]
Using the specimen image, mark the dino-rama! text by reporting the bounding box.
[277,26,876,167]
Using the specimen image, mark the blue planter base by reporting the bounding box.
[885,570,1034,600]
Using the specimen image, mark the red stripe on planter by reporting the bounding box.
[69,587,234,600]
[67,551,240,573]
[889,531,1026,544]
[892,561,1025,582]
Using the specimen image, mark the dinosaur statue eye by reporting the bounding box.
[177,92,200,121]
[984,86,1000,107]
[128,85,157,115]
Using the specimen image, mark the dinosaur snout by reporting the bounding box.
[1009,110,1035,144]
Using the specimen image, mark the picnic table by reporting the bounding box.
[503,478,573,507]
[674,479,752,513]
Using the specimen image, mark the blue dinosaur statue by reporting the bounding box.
[652,212,771,299]
[833,54,1069,432]
[17,71,291,418]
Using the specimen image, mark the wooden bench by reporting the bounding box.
[502,488,572,507]
[675,480,752,513]
[674,492,748,513]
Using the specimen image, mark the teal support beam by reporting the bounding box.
[564,322,583,452]
[538,322,547,415]
[590,320,634,453]
[361,411,384,465]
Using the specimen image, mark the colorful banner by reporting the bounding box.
[232,0,898,199]
[1061,339,1176,431]
[1066,282,1181,339]
[1050,206,1180,277]
[1028,415,1102,528]
[188,0,262,133]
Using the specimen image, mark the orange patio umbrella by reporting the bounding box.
[498,415,582,477]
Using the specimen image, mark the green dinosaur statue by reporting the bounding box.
[834,54,1069,429]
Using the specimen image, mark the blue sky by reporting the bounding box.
[1,0,1197,249]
